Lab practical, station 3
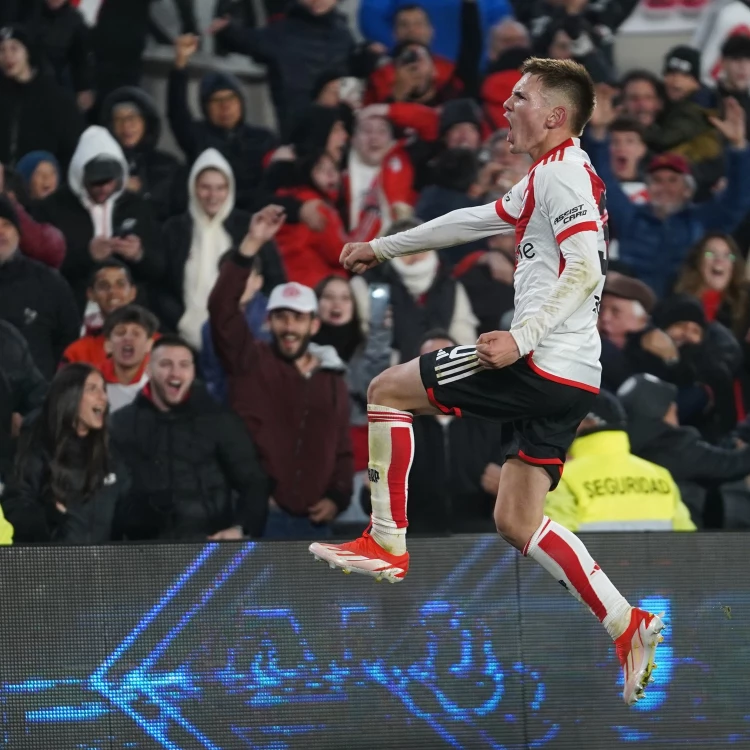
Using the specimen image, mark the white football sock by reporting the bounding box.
[366,404,414,556]
[524,516,632,640]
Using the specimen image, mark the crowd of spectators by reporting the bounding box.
[3,0,750,547]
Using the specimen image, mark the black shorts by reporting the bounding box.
[419,345,596,489]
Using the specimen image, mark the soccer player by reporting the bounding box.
[310,57,664,706]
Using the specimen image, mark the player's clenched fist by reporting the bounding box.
[340,242,380,274]
[476,331,520,369]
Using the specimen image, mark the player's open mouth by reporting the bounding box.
[121,345,135,358]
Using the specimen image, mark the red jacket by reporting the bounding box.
[274,186,379,289]
[208,253,353,516]
[342,143,416,227]
[365,56,461,105]
[15,201,66,269]
[481,69,523,131]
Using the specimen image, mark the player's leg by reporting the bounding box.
[494,458,664,705]
[494,458,633,633]
[309,358,436,582]
[365,360,436,554]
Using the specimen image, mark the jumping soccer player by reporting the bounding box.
[310,57,664,706]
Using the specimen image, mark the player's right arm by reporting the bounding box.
[341,187,521,273]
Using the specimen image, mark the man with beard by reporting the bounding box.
[587,95,750,298]
[110,334,269,541]
[208,205,353,539]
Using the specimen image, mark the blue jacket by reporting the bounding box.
[586,135,750,298]
[200,293,270,405]
[358,0,511,62]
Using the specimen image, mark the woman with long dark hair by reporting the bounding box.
[674,232,750,339]
[0,363,129,543]
[313,275,392,480]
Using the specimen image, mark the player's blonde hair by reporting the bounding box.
[521,57,596,136]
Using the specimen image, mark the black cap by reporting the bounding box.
[652,293,706,331]
[577,390,627,436]
[663,45,701,81]
[617,373,677,421]
[721,35,750,60]
[83,156,123,187]
[0,194,20,233]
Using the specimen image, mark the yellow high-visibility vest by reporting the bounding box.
[0,503,13,545]
[544,430,696,532]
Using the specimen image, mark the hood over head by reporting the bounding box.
[68,126,129,202]
[188,147,236,223]
[199,71,245,122]
[101,86,162,150]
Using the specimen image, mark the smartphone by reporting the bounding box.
[114,218,137,238]
[369,283,390,327]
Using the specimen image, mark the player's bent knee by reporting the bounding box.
[367,369,399,406]
[493,498,534,551]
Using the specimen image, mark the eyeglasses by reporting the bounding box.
[704,250,736,262]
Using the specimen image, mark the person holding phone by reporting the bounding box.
[32,126,164,314]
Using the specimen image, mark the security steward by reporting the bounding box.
[544,390,696,532]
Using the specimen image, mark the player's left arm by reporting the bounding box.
[509,164,603,358]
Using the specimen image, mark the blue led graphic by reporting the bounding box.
[1,541,749,749]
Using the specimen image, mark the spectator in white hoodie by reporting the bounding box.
[31,125,163,315]
[157,147,284,349]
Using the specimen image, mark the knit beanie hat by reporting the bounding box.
[617,373,678,422]
[577,389,627,436]
[15,151,60,188]
[439,98,483,138]
[652,293,706,330]
[663,45,701,82]
[0,195,20,233]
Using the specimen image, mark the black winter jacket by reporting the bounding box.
[1,433,129,543]
[0,320,47,416]
[0,253,80,378]
[19,0,95,93]
[102,86,187,223]
[109,384,269,539]
[630,417,750,485]
[0,73,84,169]
[0,320,47,477]
[407,416,503,534]
[167,68,278,212]
[33,187,164,314]
[216,2,354,136]
[629,416,750,525]
[156,210,285,333]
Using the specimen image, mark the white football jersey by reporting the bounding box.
[495,137,607,392]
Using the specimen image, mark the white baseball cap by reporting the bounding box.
[266,282,318,314]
